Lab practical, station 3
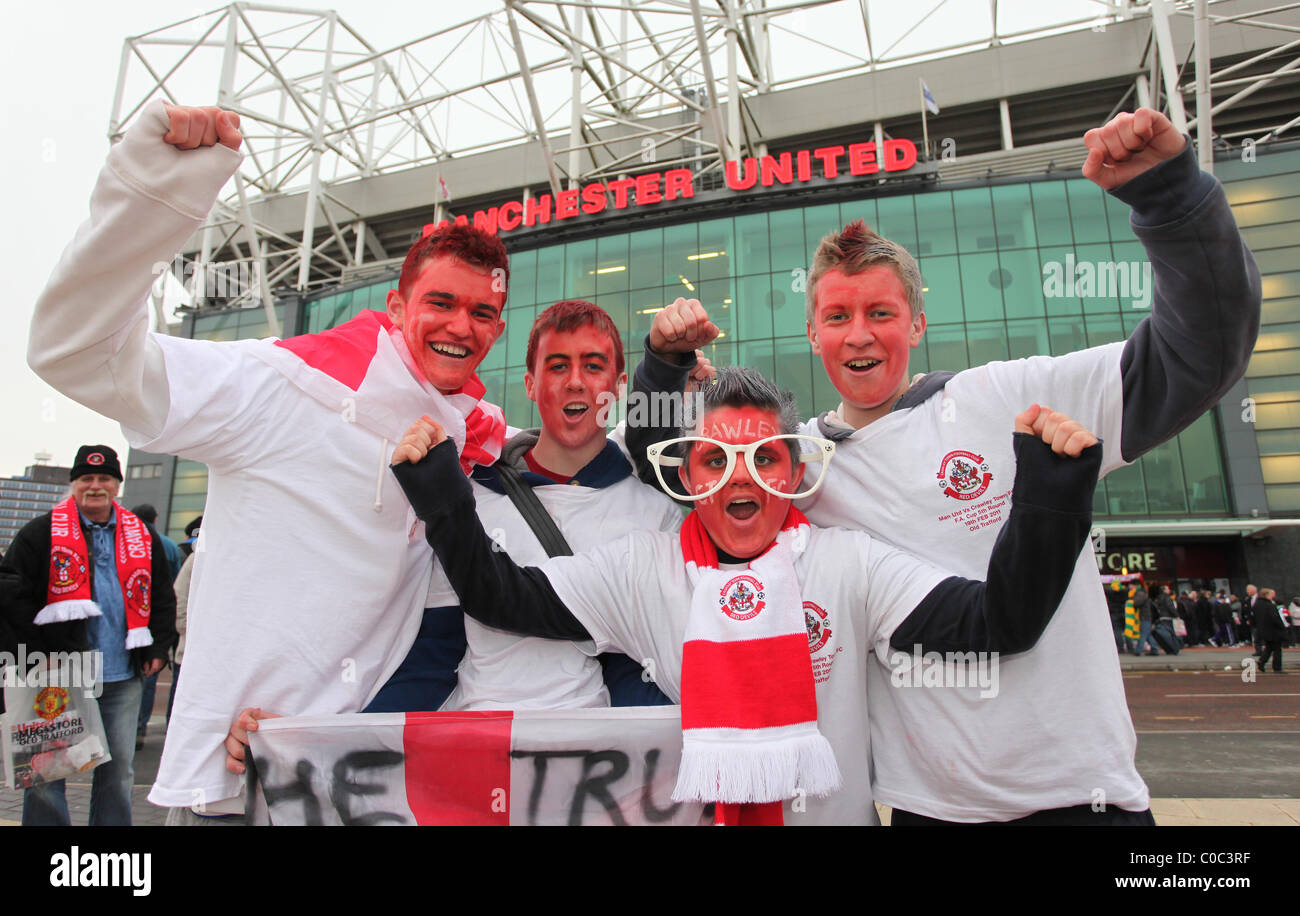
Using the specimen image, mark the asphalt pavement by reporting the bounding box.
[3,651,1296,826]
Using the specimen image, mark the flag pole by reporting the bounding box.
[920,78,930,160]
[434,173,449,225]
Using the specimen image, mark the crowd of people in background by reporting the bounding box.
[1105,578,1295,671]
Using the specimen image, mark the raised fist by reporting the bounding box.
[392,415,448,465]
[161,104,243,152]
[1014,405,1099,457]
[1082,108,1184,190]
[648,297,720,355]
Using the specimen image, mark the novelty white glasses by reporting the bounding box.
[645,434,836,501]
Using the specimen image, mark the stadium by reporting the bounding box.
[112,0,1300,599]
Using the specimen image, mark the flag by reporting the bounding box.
[438,174,452,202]
[246,708,709,826]
[921,80,940,116]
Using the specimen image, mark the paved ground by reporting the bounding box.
[3,649,1296,826]
[1117,645,1298,673]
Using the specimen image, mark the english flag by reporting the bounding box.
[246,708,709,826]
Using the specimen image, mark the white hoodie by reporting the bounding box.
[27,100,504,809]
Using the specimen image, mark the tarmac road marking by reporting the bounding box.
[1136,729,1299,733]
[1248,715,1298,719]
[1165,692,1300,698]
[1154,716,1203,720]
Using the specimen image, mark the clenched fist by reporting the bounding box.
[1081,108,1184,190]
[392,415,448,465]
[161,103,243,151]
[648,298,720,356]
[1014,405,1099,457]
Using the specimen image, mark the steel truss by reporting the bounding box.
[109,1,1299,316]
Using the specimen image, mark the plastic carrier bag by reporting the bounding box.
[2,658,111,790]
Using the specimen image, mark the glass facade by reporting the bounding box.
[300,173,1258,519]
[174,149,1300,525]
[1219,148,1300,512]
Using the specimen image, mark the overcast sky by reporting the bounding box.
[0,1,498,481]
[0,0,1101,484]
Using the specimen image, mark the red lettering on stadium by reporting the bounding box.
[422,139,918,238]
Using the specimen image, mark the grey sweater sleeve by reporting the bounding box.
[1112,138,1262,461]
[623,337,696,496]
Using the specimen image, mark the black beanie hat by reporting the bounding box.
[70,445,123,482]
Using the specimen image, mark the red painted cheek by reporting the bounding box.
[693,481,718,506]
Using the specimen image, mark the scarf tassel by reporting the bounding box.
[33,599,103,625]
[125,627,154,650]
[672,730,842,805]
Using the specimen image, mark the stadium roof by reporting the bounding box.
[114,1,1300,323]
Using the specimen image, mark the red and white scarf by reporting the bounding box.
[36,498,154,649]
[672,506,840,825]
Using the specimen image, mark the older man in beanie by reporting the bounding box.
[0,445,176,825]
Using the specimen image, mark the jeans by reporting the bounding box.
[23,676,143,826]
[138,671,159,733]
[1138,619,1157,654]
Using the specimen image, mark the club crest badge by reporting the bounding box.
[33,686,69,721]
[937,450,992,501]
[124,569,152,620]
[87,452,105,466]
[804,601,832,653]
[719,574,766,621]
[49,546,87,596]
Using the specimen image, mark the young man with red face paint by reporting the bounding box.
[386,366,1105,825]
[26,103,512,823]
[625,108,1262,824]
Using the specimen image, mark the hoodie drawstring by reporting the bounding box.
[374,436,389,512]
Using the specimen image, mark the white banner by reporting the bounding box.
[246,708,709,826]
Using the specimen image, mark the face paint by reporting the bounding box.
[807,265,926,426]
[679,406,804,559]
[387,255,506,393]
[525,325,624,456]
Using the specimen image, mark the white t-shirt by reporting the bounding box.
[445,465,683,711]
[799,343,1150,821]
[541,526,948,825]
[24,98,508,811]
